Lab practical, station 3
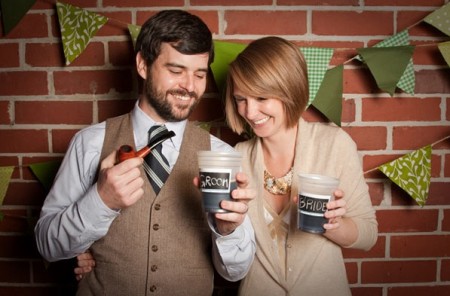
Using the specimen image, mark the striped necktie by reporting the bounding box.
[143,125,171,194]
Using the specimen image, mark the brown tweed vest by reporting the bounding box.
[77,113,213,296]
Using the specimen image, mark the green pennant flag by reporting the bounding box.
[378,145,431,207]
[0,0,36,35]
[357,46,415,96]
[300,47,334,105]
[30,160,61,192]
[56,1,108,65]
[210,40,247,93]
[424,3,450,37]
[438,41,450,67]
[311,65,343,126]
[128,24,141,49]
[0,166,14,206]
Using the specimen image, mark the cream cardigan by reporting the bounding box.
[236,118,378,296]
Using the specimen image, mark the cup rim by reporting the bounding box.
[298,173,339,185]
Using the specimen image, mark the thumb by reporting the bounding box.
[100,150,118,170]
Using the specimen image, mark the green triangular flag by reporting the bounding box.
[300,47,334,105]
[438,41,450,67]
[357,46,415,96]
[128,24,141,49]
[378,145,431,207]
[0,166,14,206]
[30,160,61,192]
[210,40,247,93]
[424,3,450,37]
[311,65,343,127]
[0,0,36,35]
[56,1,108,65]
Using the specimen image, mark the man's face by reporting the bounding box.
[137,43,210,122]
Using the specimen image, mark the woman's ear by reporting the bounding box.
[136,52,147,79]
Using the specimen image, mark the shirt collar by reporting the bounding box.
[131,101,186,151]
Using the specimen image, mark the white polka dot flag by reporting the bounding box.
[424,2,450,37]
[438,41,450,67]
[56,1,108,65]
[378,146,431,207]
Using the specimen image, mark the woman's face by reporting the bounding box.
[233,85,286,138]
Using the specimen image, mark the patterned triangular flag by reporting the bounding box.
[0,166,14,206]
[128,24,141,49]
[210,40,247,93]
[424,3,450,37]
[300,47,334,105]
[378,145,431,207]
[0,0,36,35]
[56,1,108,65]
[438,41,450,67]
[357,46,415,96]
[30,160,61,192]
[311,65,343,127]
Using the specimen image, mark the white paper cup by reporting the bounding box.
[297,173,339,234]
[197,151,242,213]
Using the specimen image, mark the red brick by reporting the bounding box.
[388,285,450,296]
[97,12,132,37]
[53,69,133,95]
[447,98,450,121]
[3,182,46,206]
[0,210,29,233]
[391,235,450,257]
[0,71,48,96]
[104,0,183,7]
[0,101,11,124]
[109,41,135,66]
[342,126,387,150]
[343,68,380,94]
[361,260,436,283]
[415,69,450,94]
[367,181,384,206]
[427,182,450,205]
[34,0,97,9]
[377,209,438,233]
[345,262,358,283]
[343,236,385,258]
[393,126,450,150]
[362,97,441,122]
[225,11,307,35]
[0,261,30,282]
[280,0,359,4]
[351,287,383,296]
[5,14,48,39]
[431,154,441,178]
[192,0,271,5]
[0,287,60,296]
[442,259,450,281]
[52,129,80,154]
[190,97,224,122]
[366,0,444,5]
[0,130,48,153]
[0,235,40,258]
[0,43,19,67]
[312,11,393,36]
[98,99,135,122]
[363,154,399,178]
[443,209,450,231]
[412,41,447,66]
[398,10,447,37]
[342,98,356,123]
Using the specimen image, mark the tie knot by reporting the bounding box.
[148,125,168,142]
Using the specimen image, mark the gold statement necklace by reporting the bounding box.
[264,167,294,195]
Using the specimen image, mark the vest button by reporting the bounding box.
[151,245,158,252]
[151,265,158,272]
[153,224,160,230]
[150,285,157,292]
[154,204,161,210]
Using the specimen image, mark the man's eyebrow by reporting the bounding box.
[165,62,208,73]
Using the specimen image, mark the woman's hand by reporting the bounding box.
[74,251,96,281]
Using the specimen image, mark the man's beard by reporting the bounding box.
[144,78,200,122]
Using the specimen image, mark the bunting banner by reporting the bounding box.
[357,46,415,96]
[56,1,108,65]
[311,65,344,127]
[373,30,415,94]
[378,145,431,207]
[128,24,141,49]
[29,160,61,192]
[0,166,14,206]
[424,2,450,37]
[0,0,36,35]
[210,40,247,93]
[438,41,450,67]
[300,47,334,105]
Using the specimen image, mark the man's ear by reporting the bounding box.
[136,52,147,79]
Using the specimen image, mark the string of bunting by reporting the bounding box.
[0,0,449,208]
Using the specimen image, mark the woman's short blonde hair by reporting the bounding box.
[225,36,309,135]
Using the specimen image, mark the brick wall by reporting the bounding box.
[1,0,450,295]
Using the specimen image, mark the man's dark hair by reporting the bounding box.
[135,10,214,66]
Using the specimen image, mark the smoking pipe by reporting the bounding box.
[117,130,176,163]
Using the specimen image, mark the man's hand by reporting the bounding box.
[96,150,145,210]
[74,251,95,281]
